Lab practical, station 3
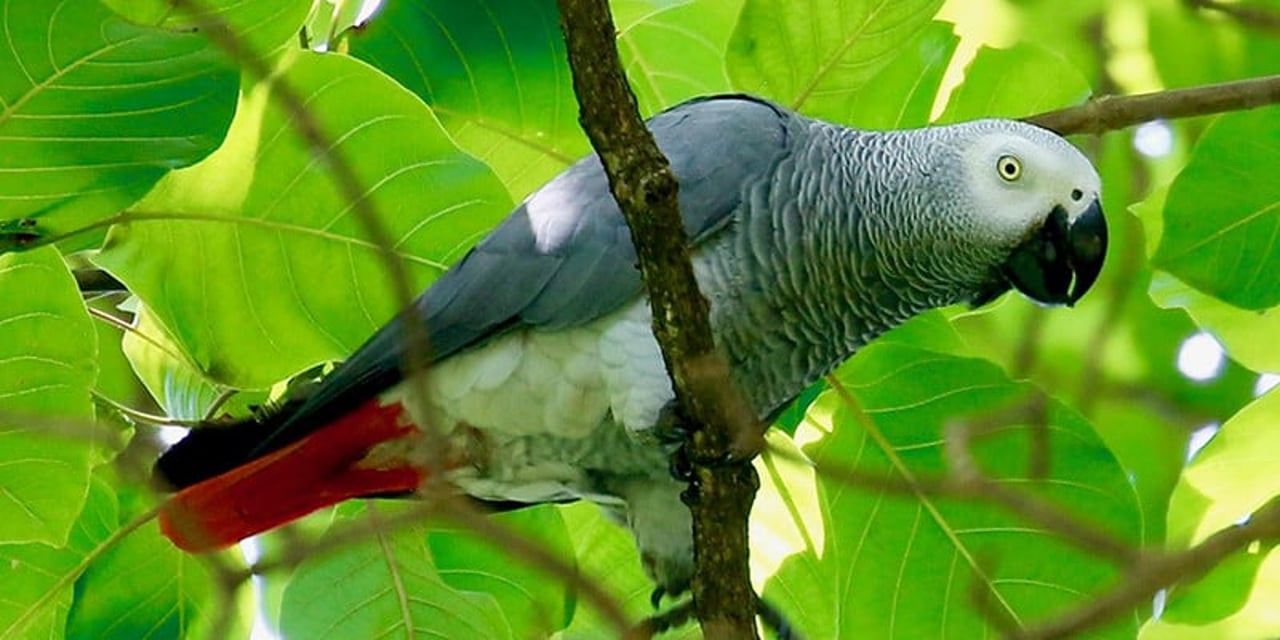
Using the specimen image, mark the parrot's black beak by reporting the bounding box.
[1001,199,1107,307]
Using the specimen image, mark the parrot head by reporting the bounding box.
[936,120,1107,308]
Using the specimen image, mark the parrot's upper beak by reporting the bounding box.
[1001,199,1107,307]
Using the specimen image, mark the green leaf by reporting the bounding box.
[0,475,115,640]
[99,0,313,59]
[1167,389,1280,549]
[280,511,513,639]
[0,0,237,253]
[349,0,587,201]
[1139,547,1280,640]
[555,503,698,639]
[1149,272,1280,373]
[833,20,958,129]
[94,51,512,389]
[937,42,1090,123]
[1153,107,1280,311]
[0,246,96,545]
[1145,445,1280,640]
[726,0,943,118]
[65,485,250,640]
[763,343,1142,637]
[613,0,743,115]
[428,506,574,636]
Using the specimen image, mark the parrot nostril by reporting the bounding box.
[1070,188,1084,202]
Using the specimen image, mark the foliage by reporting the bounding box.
[1,0,1278,638]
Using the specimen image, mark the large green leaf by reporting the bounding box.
[0,475,114,640]
[726,0,943,118]
[763,343,1143,638]
[1149,272,1280,373]
[351,0,743,201]
[1166,389,1280,549]
[350,0,588,200]
[0,245,97,545]
[1153,108,1280,311]
[612,0,742,115]
[280,509,513,639]
[1139,548,1280,640]
[428,506,574,636]
[100,0,313,59]
[64,482,249,640]
[0,0,237,253]
[833,20,958,129]
[95,51,512,389]
[1144,388,1280,639]
[937,42,1091,123]
[555,502,698,639]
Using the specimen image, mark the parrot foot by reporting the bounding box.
[643,591,804,639]
[758,599,804,640]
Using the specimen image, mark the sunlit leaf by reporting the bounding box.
[555,503,698,639]
[1154,108,1280,311]
[764,343,1143,637]
[428,506,574,636]
[834,20,958,129]
[937,42,1090,123]
[0,246,96,545]
[350,0,588,200]
[95,51,512,389]
[0,0,237,253]
[65,482,251,640]
[1139,547,1280,640]
[1167,389,1280,548]
[280,511,513,639]
[99,0,312,59]
[0,475,114,640]
[613,0,743,114]
[727,0,944,119]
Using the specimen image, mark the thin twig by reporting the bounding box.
[1027,74,1280,135]
[1011,496,1280,640]
[92,391,204,427]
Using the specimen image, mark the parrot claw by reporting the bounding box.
[650,586,666,610]
[668,446,695,482]
[758,599,804,640]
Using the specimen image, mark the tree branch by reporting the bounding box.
[1013,495,1280,640]
[555,1,761,637]
[1027,74,1280,135]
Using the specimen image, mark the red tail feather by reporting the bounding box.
[159,400,423,552]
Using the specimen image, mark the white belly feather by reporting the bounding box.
[382,300,677,504]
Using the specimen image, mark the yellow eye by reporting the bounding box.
[997,155,1022,181]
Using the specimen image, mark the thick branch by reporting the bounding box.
[555,1,761,637]
[1027,74,1280,135]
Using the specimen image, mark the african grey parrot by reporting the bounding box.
[155,94,1106,595]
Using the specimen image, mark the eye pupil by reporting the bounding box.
[997,155,1021,181]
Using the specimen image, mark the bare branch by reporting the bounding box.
[1027,74,1280,135]
[555,0,762,637]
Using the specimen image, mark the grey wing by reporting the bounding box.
[260,95,796,450]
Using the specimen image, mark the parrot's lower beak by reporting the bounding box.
[1002,199,1107,306]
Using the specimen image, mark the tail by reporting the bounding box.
[156,399,423,552]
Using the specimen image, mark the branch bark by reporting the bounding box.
[555,1,761,637]
[1027,74,1280,135]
